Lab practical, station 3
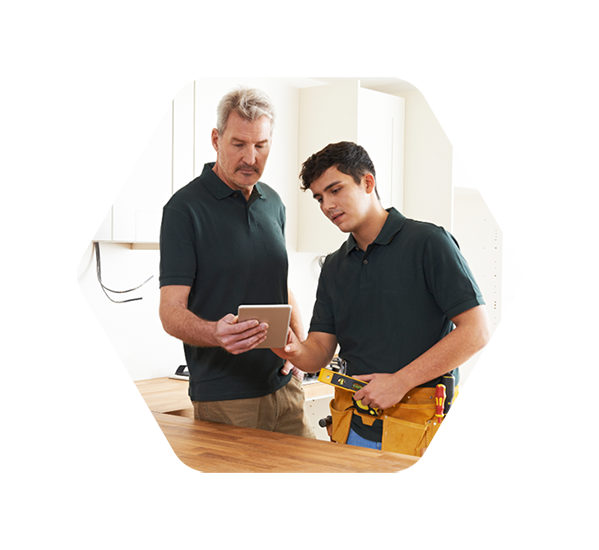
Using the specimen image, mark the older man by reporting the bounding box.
[159,87,314,438]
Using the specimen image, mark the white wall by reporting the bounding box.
[398,78,522,230]
[77,242,185,380]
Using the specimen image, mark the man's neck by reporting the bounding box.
[353,206,389,251]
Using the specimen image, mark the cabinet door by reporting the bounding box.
[297,81,359,254]
[297,81,404,254]
[77,78,193,243]
[358,87,405,212]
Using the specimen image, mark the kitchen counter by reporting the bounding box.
[135,377,419,473]
[77,378,522,473]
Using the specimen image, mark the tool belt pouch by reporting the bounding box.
[382,416,436,456]
[382,389,442,456]
[329,388,355,445]
[329,387,442,456]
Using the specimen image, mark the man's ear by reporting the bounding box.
[363,173,377,194]
[211,128,220,152]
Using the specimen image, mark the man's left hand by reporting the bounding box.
[352,372,407,411]
[281,361,305,380]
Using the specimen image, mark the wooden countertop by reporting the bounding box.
[135,377,419,473]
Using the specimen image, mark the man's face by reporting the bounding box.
[211,111,272,197]
[309,166,374,235]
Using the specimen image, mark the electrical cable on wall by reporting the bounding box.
[94,242,153,303]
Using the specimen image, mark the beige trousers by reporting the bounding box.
[193,375,315,438]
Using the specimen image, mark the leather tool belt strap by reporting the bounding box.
[329,386,449,457]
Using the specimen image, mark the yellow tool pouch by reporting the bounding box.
[329,386,449,457]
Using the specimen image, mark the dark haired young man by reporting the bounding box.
[273,141,490,455]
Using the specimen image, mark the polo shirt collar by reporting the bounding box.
[345,207,406,254]
[201,162,264,202]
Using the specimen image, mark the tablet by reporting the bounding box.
[237,304,292,349]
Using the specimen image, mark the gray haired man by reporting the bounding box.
[159,87,314,438]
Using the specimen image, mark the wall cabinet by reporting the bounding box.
[77,78,194,243]
[296,81,405,254]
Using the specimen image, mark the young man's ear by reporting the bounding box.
[363,173,377,194]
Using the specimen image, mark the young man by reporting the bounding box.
[273,141,490,455]
[159,87,314,438]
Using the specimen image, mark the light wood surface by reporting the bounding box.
[135,377,419,473]
[77,378,522,473]
[153,411,418,473]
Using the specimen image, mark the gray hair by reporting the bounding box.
[215,87,276,135]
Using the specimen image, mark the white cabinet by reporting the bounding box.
[296,81,405,254]
[77,78,194,243]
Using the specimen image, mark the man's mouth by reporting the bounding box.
[331,212,344,224]
[237,165,257,174]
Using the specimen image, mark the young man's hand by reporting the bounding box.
[353,372,409,411]
[271,327,302,361]
[271,329,338,375]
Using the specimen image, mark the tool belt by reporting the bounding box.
[329,384,458,457]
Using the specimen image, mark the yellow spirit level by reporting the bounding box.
[317,368,380,416]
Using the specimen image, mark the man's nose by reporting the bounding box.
[321,195,335,212]
[241,146,257,165]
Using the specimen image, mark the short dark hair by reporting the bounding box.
[299,142,377,193]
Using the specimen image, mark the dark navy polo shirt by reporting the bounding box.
[159,163,290,401]
[309,207,485,440]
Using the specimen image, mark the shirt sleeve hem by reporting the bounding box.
[307,325,336,335]
[159,277,195,288]
[445,297,486,320]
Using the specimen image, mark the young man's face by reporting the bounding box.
[211,111,272,197]
[309,166,375,234]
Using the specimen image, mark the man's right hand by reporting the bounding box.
[271,329,338,375]
[214,313,268,355]
[271,327,302,362]
[160,286,271,353]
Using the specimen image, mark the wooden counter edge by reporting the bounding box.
[151,411,419,474]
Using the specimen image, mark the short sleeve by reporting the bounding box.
[308,260,337,335]
[159,204,197,288]
[423,228,485,319]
